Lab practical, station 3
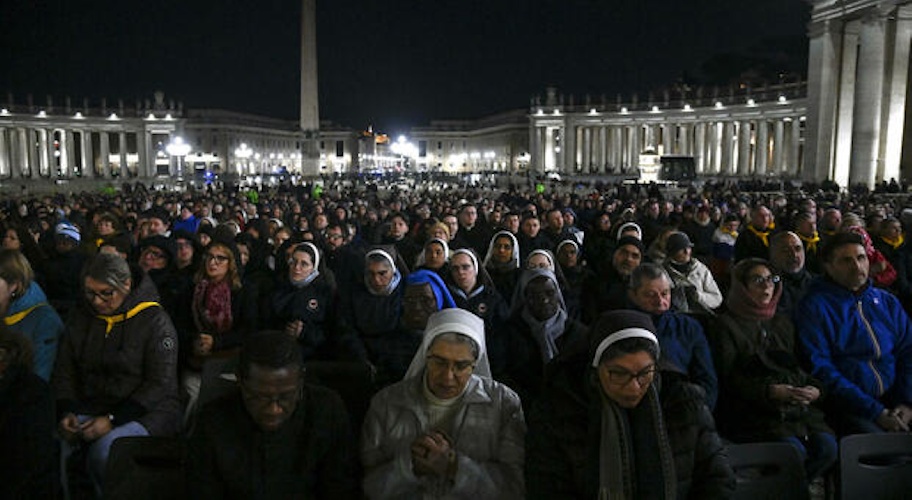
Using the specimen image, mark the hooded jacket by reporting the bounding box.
[795,276,912,420]
[52,269,181,436]
[3,282,64,381]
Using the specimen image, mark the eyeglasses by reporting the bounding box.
[602,365,656,387]
[84,287,118,302]
[204,253,230,264]
[240,383,301,409]
[426,355,475,375]
[747,274,781,287]
[142,249,165,260]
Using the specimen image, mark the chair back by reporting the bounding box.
[727,441,808,500]
[840,433,912,500]
[104,436,186,500]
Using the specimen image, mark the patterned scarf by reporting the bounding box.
[747,225,771,247]
[798,231,820,253]
[192,279,233,335]
[726,268,781,321]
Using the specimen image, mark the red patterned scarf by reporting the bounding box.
[192,279,233,335]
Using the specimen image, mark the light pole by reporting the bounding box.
[166,136,191,179]
[234,143,253,176]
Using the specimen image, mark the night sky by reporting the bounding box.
[1,0,810,135]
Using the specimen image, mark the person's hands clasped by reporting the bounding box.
[411,430,455,478]
[194,333,214,356]
[876,408,910,432]
[769,384,819,405]
[285,320,304,339]
[80,415,113,441]
[58,413,82,443]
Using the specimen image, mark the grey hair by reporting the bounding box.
[430,332,479,361]
[629,262,670,290]
[83,252,132,292]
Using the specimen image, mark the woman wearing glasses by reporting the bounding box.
[53,252,180,497]
[709,258,837,483]
[526,310,734,499]
[361,308,525,499]
[179,241,258,423]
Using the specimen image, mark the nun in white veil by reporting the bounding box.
[361,308,526,499]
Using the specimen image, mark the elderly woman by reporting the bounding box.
[483,230,521,306]
[362,308,525,499]
[710,258,836,482]
[53,253,180,496]
[501,268,587,412]
[526,310,734,499]
[0,249,64,381]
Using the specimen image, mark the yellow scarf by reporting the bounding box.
[96,301,160,336]
[748,225,771,247]
[798,232,821,254]
[881,235,905,250]
[4,303,47,326]
[720,227,739,239]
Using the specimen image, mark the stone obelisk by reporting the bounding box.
[300,0,320,176]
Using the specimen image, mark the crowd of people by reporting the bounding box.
[1,176,911,498]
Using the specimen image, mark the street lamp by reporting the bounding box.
[234,143,253,176]
[166,136,191,179]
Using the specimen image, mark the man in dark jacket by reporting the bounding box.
[734,204,776,262]
[187,331,357,499]
[526,310,734,499]
[770,231,816,316]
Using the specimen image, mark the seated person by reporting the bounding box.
[361,308,525,499]
[526,310,734,499]
[0,325,56,498]
[796,232,912,434]
[187,330,357,499]
[54,253,180,497]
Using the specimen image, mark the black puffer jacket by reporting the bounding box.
[526,349,735,499]
[52,269,181,436]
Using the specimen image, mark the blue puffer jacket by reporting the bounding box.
[651,309,719,410]
[4,282,64,381]
[795,277,912,420]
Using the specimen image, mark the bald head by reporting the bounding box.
[770,231,805,274]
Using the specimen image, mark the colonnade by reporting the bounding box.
[530,101,806,178]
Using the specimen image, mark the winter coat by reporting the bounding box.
[498,313,588,413]
[664,259,723,314]
[52,270,181,436]
[188,385,358,500]
[526,352,735,500]
[709,313,832,442]
[3,282,64,381]
[795,277,912,420]
[361,374,526,499]
[649,309,719,409]
[0,365,56,499]
[270,276,359,361]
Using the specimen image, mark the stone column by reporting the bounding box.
[804,19,844,183]
[755,121,769,175]
[629,125,640,174]
[38,129,51,177]
[834,20,861,186]
[850,15,887,186]
[644,124,655,151]
[14,128,27,179]
[694,122,706,174]
[119,131,128,177]
[139,130,151,177]
[64,129,76,177]
[82,131,95,178]
[680,123,691,156]
[790,119,802,177]
[100,131,111,178]
[718,122,733,175]
[737,121,752,175]
[882,5,912,182]
[0,128,8,178]
[581,126,591,173]
[563,121,576,173]
[773,120,786,175]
